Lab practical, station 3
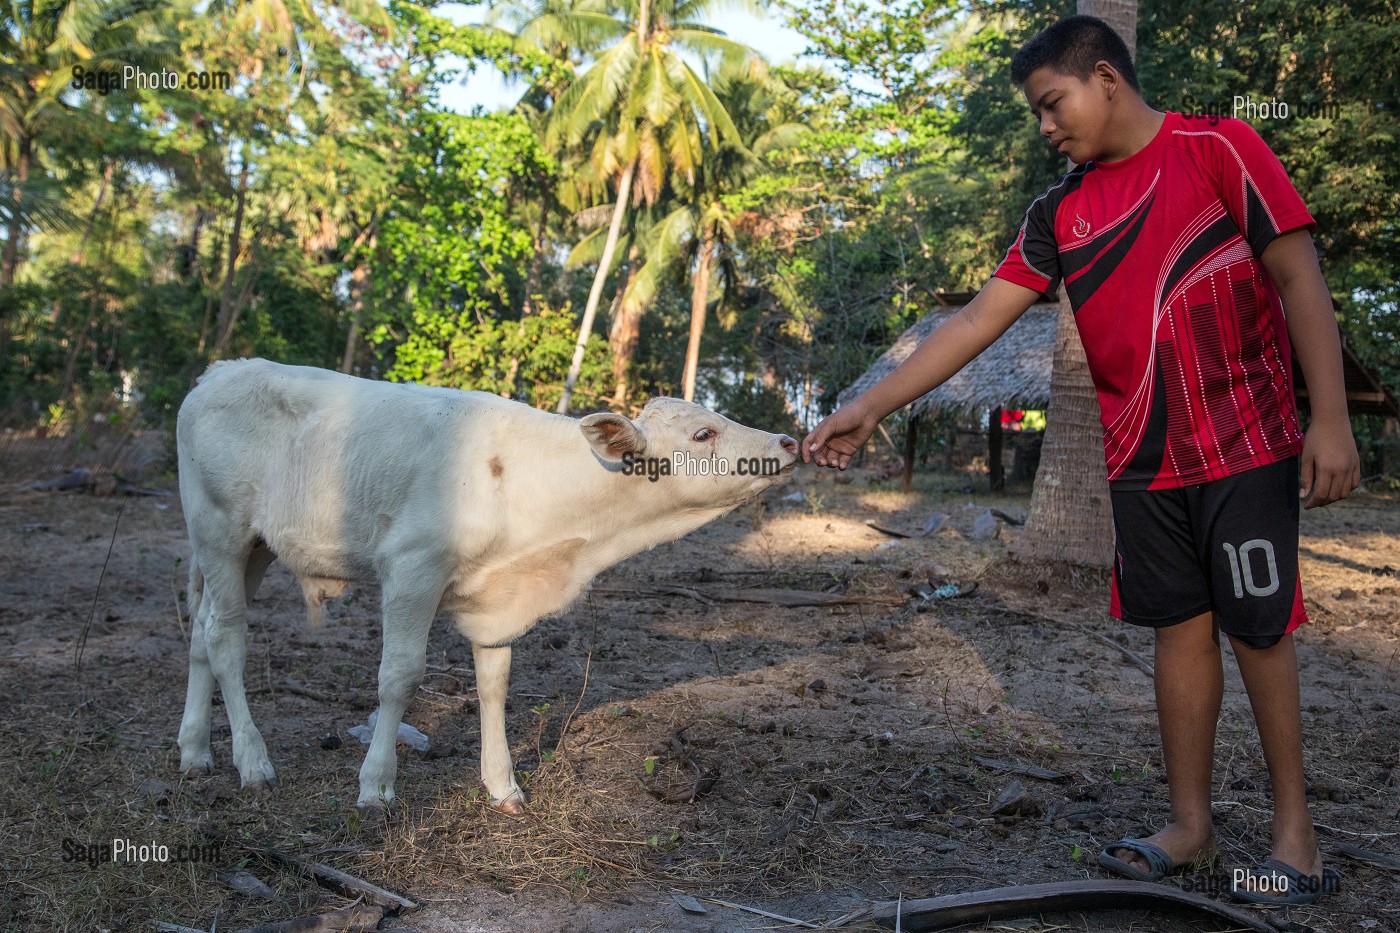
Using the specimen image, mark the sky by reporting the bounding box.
[433,2,813,115]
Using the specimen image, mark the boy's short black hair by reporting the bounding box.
[1011,14,1139,92]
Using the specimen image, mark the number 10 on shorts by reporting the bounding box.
[1221,539,1280,598]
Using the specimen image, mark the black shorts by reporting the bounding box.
[1109,457,1307,649]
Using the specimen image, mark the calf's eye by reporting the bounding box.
[693,428,714,442]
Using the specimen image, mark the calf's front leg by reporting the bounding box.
[473,642,524,812]
[357,581,437,809]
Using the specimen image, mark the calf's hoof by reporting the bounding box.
[356,786,397,811]
[244,775,279,794]
[182,762,213,778]
[491,790,527,815]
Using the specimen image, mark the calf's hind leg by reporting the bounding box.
[187,541,277,790]
[177,558,215,776]
[179,541,277,779]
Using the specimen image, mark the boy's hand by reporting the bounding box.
[803,401,879,470]
[1299,415,1360,508]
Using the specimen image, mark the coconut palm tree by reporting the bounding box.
[1011,0,1136,567]
[0,0,173,369]
[526,0,761,412]
[679,57,809,401]
[561,56,812,405]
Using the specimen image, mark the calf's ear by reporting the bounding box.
[580,412,647,461]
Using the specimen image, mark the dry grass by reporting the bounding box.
[2,454,1398,931]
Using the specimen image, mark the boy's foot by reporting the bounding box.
[1097,824,1218,882]
[1229,850,1341,905]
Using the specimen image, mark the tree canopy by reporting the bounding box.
[0,0,1394,476]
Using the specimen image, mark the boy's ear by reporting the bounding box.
[1095,60,1125,96]
[580,412,647,461]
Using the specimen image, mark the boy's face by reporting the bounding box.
[1021,64,1114,164]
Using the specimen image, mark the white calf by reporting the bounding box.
[175,359,797,809]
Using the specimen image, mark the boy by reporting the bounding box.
[802,15,1359,905]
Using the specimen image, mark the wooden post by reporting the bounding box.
[988,406,1005,492]
[903,410,920,493]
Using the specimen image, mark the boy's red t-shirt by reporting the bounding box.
[994,111,1315,489]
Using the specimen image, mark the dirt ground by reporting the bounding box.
[1,430,1398,933]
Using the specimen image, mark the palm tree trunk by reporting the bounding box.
[1011,0,1135,568]
[557,158,636,413]
[0,134,32,371]
[608,265,640,405]
[340,227,376,374]
[503,198,554,396]
[50,161,114,324]
[59,230,118,403]
[1010,292,1115,564]
[681,229,714,402]
[182,206,208,280]
[340,261,371,374]
[211,158,250,361]
[521,194,553,318]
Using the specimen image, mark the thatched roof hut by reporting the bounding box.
[838,302,1059,415]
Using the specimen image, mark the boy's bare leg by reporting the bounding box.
[1110,610,1221,872]
[1228,632,1323,877]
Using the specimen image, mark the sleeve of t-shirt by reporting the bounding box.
[1210,118,1315,258]
[992,186,1061,295]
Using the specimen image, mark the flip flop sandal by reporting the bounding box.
[1228,858,1342,906]
[1097,838,1175,882]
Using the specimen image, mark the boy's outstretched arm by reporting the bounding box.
[804,277,1041,469]
[1261,229,1361,508]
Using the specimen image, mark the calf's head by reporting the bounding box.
[580,398,799,508]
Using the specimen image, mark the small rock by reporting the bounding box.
[1308,778,1350,804]
[673,894,708,915]
[138,778,172,803]
[1335,588,1358,600]
[919,514,949,537]
[970,510,1001,541]
[320,733,342,750]
[915,559,951,579]
[929,791,964,813]
[215,869,276,901]
[990,779,1041,817]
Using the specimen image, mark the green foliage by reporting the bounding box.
[385,303,613,410]
[707,373,801,436]
[373,110,550,325]
[0,0,1394,441]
